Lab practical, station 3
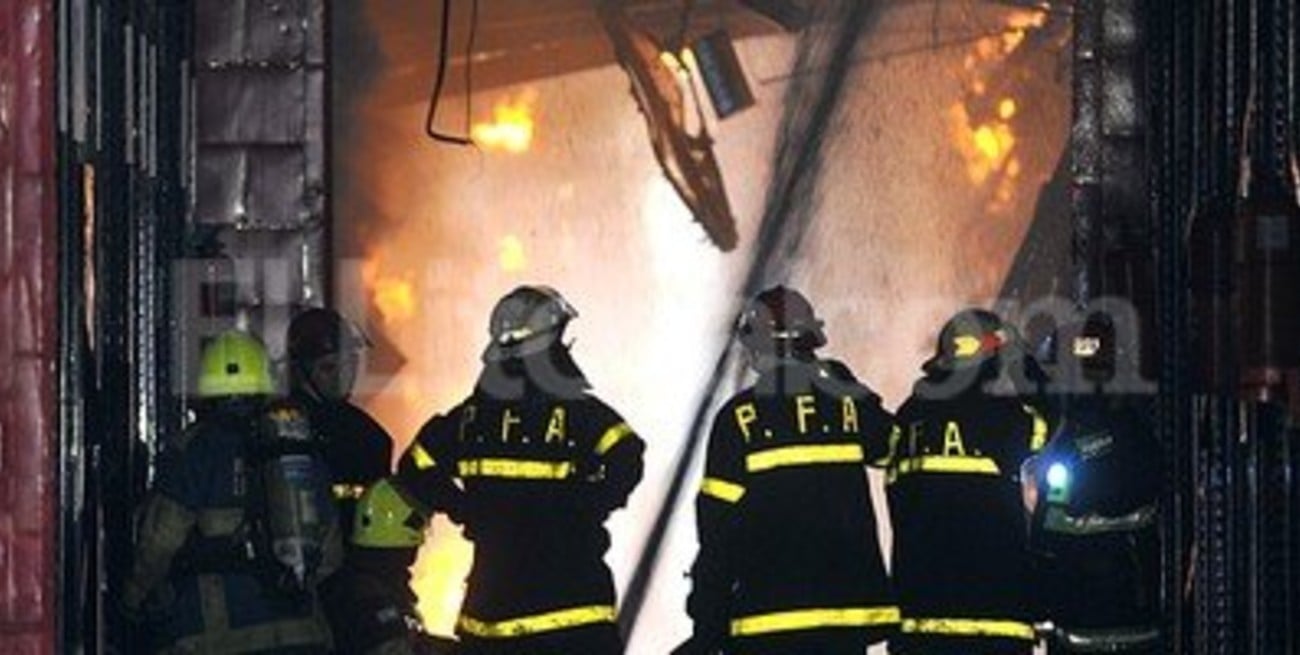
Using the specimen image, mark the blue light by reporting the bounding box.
[1046,462,1070,489]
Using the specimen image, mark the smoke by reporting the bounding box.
[747,0,883,289]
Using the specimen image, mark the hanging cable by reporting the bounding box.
[425,0,479,146]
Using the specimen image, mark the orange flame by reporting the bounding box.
[411,517,474,637]
[499,234,528,273]
[1002,10,1048,53]
[360,258,469,635]
[998,98,1018,120]
[362,258,417,323]
[947,9,1047,212]
[472,91,537,154]
[949,104,1017,186]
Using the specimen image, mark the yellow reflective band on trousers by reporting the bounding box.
[746,444,864,473]
[411,443,437,470]
[595,423,633,455]
[457,458,574,480]
[331,484,367,500]
[730,606,901,636]
[699,477,746,503]
[457,605,616,638]
[891,455,1001,479]
[900,617,1037,640]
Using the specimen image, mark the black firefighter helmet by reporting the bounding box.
[483,285,578,362]
[287,307,370,364]
[737,285,828,358]
[923,307,1010,373]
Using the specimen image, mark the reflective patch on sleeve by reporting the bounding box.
[699,477,746,503]
[1024,405,1049,451]
[410,443,437,470]
[594,423,634,456]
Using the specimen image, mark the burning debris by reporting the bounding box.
[597,0,740,252]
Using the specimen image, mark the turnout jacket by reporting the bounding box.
[394,357,644,642]
[296,390,399,655]
[688,359,898,646]
[886,368,1049,653]
[123,402,340,654]
[292,390,394,545]
[1029,394,1161,650]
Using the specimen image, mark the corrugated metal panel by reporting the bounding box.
[0,0,57,653]
[189,0,329,370]
[193,0,325,231]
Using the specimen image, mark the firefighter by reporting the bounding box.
[122,330,340,654]
[377,285,646,655]
[339,478,457,655]
[1022,313,1162,654]
[676,285,899,655]
[286,307,393,538]
[285,308,403,654]
[886,308,1049,655]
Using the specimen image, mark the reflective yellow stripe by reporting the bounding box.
[411,443,437,470]
[1025,405,1049,451]
[746,444,864,473]
[893,455,1001,476]
[952,334,984,357]
[731,606,901,636]
[457,605,616,638]
[901,617,1037,640]
[699,477,746,503]
[595,423,633,456]
[331,484,367,500]
[457,458,574,480]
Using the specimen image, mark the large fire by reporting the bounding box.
[343,3,1070,651]
[471,91,538,153]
